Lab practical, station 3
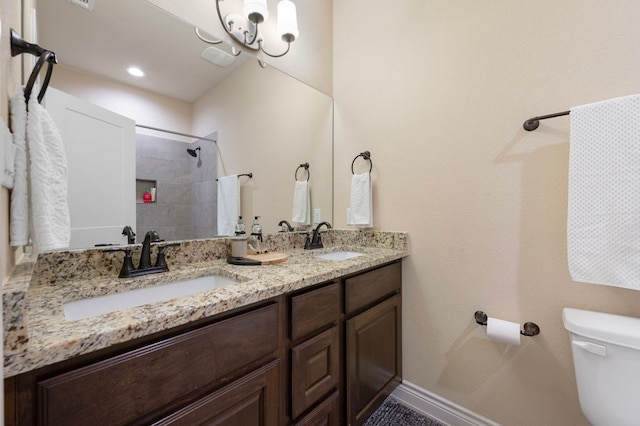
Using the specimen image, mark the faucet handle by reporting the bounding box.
[304,233,312,250]
[102,247,136,278]
[155,242,180,269]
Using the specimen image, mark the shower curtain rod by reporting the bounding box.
[135,124,217,143]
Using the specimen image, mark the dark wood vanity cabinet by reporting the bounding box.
[345,295,401,425]
[5,260,402,426]
[6,302,281,426]
[288,261,402,426]
[344,261,402,426]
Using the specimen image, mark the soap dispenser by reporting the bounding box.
[249,216,264,254]
[235,216,246,236]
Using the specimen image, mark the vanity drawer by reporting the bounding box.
[37,303,279,426]
[291,282,340,341]
[345,261,401,315]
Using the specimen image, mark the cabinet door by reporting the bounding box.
[294,390,340,426]
[153,360,280,426]
[346,294,401,426]
[291,326,340,419]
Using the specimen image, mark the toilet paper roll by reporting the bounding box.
[486,317,521,346]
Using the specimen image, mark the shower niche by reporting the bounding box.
[136,179,157,204]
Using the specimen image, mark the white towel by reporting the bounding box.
[9,88,29,246]
[291,180,310,225]
[27,92,71,252]
[1,119,15,189]
[567,94,640,290]
[349,172,373,228]
[217,174,240,236]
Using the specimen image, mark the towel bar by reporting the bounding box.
[216,173,252,182]
[523,110,570,131]
[10,29,57,105]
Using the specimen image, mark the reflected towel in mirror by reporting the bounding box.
[292,180,310,225]
[217,174,240,236]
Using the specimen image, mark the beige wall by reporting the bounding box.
[334,1,640,425]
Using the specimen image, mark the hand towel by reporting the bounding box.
[9,88,29,246]
[567,94,640,290]
[1,119,15,189]
[27,92,71,252]
[349,172,373,228]
[291,180,310,225]
[217,174,240,236]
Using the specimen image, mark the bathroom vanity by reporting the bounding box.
[3,230,406,425]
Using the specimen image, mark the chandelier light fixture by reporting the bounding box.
[210,0,299,59]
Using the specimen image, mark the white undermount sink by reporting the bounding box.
[63,275,238,321]
[315,251,364,261]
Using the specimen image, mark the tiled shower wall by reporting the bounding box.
[135,133,217,243]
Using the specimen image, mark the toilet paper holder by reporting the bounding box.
[474,311,540,337]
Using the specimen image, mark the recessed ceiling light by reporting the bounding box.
[127,67,144,77]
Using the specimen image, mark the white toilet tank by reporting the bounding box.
[562,308,640,426]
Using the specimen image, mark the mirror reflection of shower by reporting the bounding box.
[187,146,202,167]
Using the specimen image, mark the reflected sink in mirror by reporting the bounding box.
[315,251,364,261]
[63,275,238,321]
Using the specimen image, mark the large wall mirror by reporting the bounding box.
[36,0,333,249]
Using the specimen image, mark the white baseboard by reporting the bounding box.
[391,381,502,426]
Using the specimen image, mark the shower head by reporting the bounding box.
[187,146,201,157]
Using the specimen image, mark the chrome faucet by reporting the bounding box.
[278,220,294,232]
[305,221,332,250]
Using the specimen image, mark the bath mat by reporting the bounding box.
[365,397,446,426]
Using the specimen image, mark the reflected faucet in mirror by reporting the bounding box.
[122,226,136,244]
[278,220,294,232]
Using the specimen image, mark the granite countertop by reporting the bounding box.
[3,229,408,378]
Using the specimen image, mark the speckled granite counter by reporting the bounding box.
[3,229,408,378]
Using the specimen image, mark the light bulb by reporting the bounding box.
[277,0,299,42]
[127,66,144,77]
[244,0,269,23]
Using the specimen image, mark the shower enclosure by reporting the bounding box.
[135,132,218,243]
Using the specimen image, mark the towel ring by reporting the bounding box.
[351,151,372,174]
[295,163,310,181]
[25,50,55,105]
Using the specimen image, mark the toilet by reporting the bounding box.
[562,308,640,426]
